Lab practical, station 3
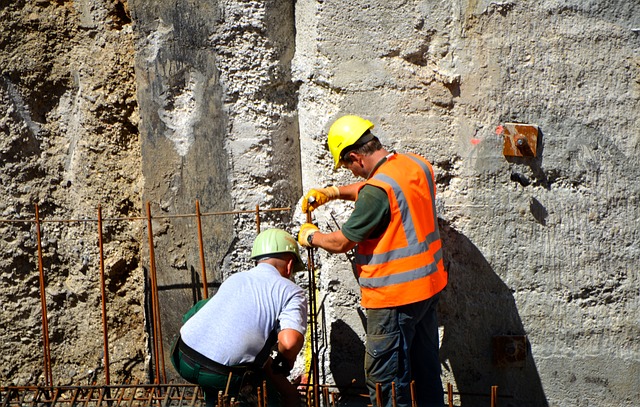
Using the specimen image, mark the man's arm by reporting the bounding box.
[336,182,365,201]
[309,229,357,254]
[277,328,304,368]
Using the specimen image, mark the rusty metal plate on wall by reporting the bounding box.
[500,123,539,157]
[492,335,528,368]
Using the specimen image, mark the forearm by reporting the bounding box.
[310,229,357,254]
[277,329,304,367]
[337,182,365,201]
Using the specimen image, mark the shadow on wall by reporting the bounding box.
[329,320,368,406]
[438,219,548,407]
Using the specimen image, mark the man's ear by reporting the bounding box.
[285,256,294,278]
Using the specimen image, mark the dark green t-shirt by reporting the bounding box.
[341,184,391,243]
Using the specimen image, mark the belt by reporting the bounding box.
[177,337,254,376]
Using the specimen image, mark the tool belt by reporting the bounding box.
[177,337,255,376]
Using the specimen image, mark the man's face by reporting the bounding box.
[341,153,367,178]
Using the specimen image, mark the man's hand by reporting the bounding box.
[298,223,319,247]
[271,352,292,377]
[301,186,340,212]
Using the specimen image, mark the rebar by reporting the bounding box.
[255,204,261,234]
[34,204,53,387]
[0,384,205,406]
[97,205,111,385]
[410,380,417,407]
[391,382,397,407]
[195,200,209,299]
[0,203,515,407]
[305,210,320,407]
[146,202,166,384]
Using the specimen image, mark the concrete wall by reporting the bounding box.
[294,1,640,406]
[0,0,638,406]
[128,0,302,382]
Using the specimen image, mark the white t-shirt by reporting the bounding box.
[180,263,307,366]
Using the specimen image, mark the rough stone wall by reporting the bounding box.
[128,0,301,381]
[0,0,145,385]
[294,1,640,406]
[1,0,639,406]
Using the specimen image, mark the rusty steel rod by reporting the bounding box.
[447,382,453,407]
[491,385,498,407]
[391,382,397,407]
[97,205,111,385]
[256,204,261,233]
[145,202,166,383]
[262,380,268,407]
[34,204,53,387]
[0,206,291,224]
[410,380,417,407]
[195,200,209,299]
[375,383,382,407]
[305,209,320,407]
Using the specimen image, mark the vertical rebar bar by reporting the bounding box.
[195,200,209,299]
[447,382,453,407]
[262,380,268,407]
[491,385,498,407]
[255,204,261,234]
[322,386,329,407]
[97,205,111,385]
[375,383,382,407]
[146,201,166,383]
[391,382,397,407]
[34,204,53,387]
[305,210,320,407]
[410,380,417,407]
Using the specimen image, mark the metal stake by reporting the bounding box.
[97,205,111,385]
[34,204,53,387]
[195,200,209,299]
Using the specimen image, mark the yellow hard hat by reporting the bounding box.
[327,115,374,169]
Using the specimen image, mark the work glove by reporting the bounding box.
[298,223,319,247]
[301,186,340,213]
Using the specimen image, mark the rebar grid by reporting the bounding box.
[0,203,506,406]
[0,384,205,407]
[0,202,290,387]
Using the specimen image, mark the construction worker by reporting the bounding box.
[298,115,447,407]
[171,228,308,407]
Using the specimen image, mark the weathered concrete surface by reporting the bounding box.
[0,0,146,385]
[1,0,638,406]
[128,0,302,381]
[294,1,640,406]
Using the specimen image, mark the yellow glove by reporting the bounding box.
[298,223,319,247]
[301,186,340,213]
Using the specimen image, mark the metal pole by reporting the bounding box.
[255,204,261,234]
[491,385,498,407]
[34,204,53,387]
[97,205,111,385]
[305,210,320,407]
[410,380,417,407]
[195,200,208,299]
[391,382,397,407]
[146,202,166,383]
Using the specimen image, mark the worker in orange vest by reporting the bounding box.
[298,115,447,407]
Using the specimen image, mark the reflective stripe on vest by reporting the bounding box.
[355,155,440,266]
[355,153,446,307]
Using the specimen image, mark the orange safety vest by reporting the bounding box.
[355,153,447,308]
